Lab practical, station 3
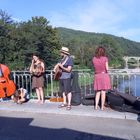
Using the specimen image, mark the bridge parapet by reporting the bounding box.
[109,68,140,73]
[11,69,140,98]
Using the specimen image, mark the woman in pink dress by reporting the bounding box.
[92,46,111,110]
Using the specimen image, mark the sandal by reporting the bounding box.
[58,103,67,108]
[66,105,71,110]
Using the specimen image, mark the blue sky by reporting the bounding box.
[1,0,140,42]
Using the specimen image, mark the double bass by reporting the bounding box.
[0,64,16,98]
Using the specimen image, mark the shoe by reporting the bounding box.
[66,105,71,110]
[58,103,67,108]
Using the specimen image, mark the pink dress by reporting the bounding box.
[92,56,111,91]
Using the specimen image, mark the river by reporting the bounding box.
[119,75,140,97]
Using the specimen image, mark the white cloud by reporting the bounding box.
[49,0,140,42]
[75,1,125,32]
[117,28,140,42]
[12,17,22,22]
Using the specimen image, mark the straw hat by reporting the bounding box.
[60,47,70,55]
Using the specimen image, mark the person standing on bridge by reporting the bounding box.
[92,46,111,110]
[53,47,73,110]
[29,54,45,104]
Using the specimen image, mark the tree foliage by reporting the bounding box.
[1,9,140,70]
[57,27,140,69]
[0,10,61,70]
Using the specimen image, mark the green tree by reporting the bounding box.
[0,10,14,65]
[100,36,124,68]
[19,16,61,70]
[0,13,61,70]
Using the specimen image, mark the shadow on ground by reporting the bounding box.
[0,116,126,140]
[137,114,140,123]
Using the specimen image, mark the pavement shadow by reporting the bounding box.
[0,116,127,140]
[137,114,140,123]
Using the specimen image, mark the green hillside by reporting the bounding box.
[1,7,140,70]
[56,27,140,68]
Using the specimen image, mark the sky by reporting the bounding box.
[1,0,140,42]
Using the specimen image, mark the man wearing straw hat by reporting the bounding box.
[54,47,73,110]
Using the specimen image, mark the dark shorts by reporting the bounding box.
[59,78,72,94]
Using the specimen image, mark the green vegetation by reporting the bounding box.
[0,10,61,70]
[1,9,140,70]
[57,27,140,69]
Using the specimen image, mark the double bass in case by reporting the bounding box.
[0,64,16,98]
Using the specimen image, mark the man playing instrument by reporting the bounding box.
[54,47,73,110]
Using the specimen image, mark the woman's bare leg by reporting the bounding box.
[36,88,41,103]
[39,87,44,104]
[101,90,106,110]
[95,91,101,109]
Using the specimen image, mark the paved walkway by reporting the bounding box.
[0,99,139,121]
